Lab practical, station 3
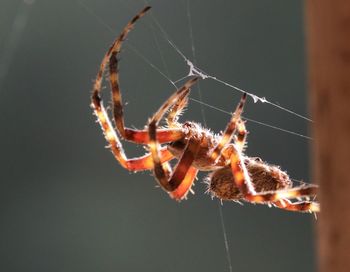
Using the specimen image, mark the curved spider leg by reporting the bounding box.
[106,7,184,144]
[210,93,247,162]
[91,95,175,171]
[166,90,190,128]
[148,78,201,193]
[92,6,183,146]
[108,43,185,144]
[169,166,198,201]
[90,7,185,171]
[92,6,150,119]
[273,199,320,213]
[152,135,201,193]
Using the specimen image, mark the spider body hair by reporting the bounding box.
[167,121,226,171]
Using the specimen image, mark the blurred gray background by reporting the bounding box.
[0,0,315,271]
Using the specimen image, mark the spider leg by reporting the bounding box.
[228,144,257,195]
[106,6,190,144]
[119,129,184,144]
[244,185,318,203]
[273,199,320,213]
[108,41,184,143]
[125,148,174,171]
[90,7,188,170]
[152,136,201,194]
[148,78,201,193]
[92,99,175,170]
[148,78,198,127]
[235,118,247,152]
[91,6,183,145]
[166,90,190,128]
[169,166,198,201]
[92,89,181,170]
[92,6,150,125]
[210,93,247,162]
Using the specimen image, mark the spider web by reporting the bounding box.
[77,1,313,271]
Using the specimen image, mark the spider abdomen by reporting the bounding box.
[206,158,293,201]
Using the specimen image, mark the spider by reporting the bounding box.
[91,6,320,213]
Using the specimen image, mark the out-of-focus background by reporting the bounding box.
[0,0,315,271]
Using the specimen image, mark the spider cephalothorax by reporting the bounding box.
[91,6,319,213]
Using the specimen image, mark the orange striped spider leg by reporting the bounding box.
[148,77,200,200]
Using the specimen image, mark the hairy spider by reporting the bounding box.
[91,6,319,213]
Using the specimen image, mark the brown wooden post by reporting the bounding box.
[305,1,350,271]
